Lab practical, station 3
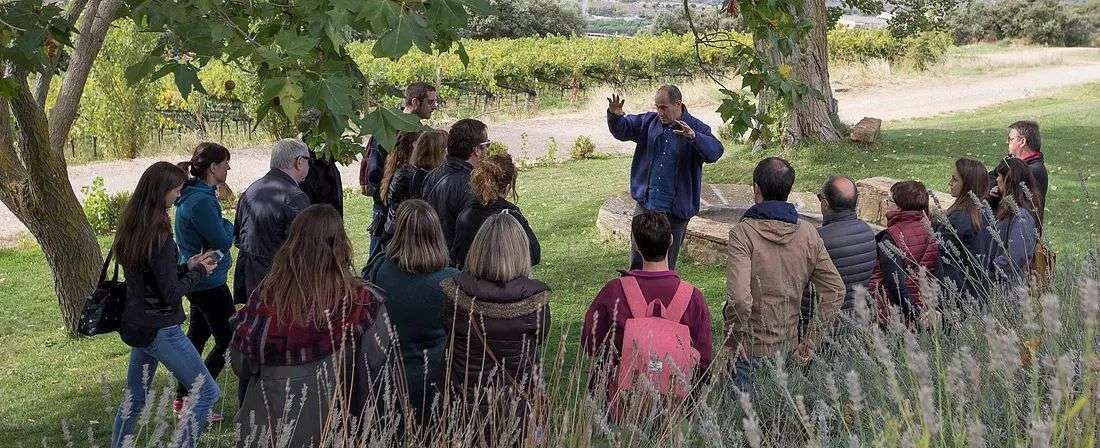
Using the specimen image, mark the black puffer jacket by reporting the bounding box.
[421,156,475,246]
[381,166,430,242]
[450,198,541,269]
[441,274,551,402]
[802,209,876,319]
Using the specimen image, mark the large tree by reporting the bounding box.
[0,0,487,333]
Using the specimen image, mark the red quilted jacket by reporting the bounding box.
[868,210,941,323]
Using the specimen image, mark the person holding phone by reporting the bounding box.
[111,162,220,448]
[174,142,235,421]
[606,85,725,270]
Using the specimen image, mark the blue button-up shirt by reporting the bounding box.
[644,125,681,212]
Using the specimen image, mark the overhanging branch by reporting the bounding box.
[35,0,91,107]
[47,0,118,154]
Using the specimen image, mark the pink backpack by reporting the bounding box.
[612,276,700,403]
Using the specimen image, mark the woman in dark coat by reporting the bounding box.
[988,157,1042,286]
[110,162,219,448]
[364,199,459,424]
[230,205,393,448]
[450,153,541,269]
[380,130,447,248]
[442,212,551,445]
[937,157,995,312]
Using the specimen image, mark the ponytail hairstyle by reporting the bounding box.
[178,142,230,181]
[411,130,447,170]
[470,153,518,206]
[112,162,188,269]
[380,131,421,205]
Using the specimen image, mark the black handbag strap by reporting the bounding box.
[98,249,120,283]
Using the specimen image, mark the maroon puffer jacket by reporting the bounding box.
[868,210,941,323]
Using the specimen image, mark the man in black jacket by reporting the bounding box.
[801,176,877,335]
[422,118,488,248]
[233,138,311,304]
[989,120,1048,221]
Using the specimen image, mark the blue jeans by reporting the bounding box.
[732,356,770,396]
[112,325,220,448]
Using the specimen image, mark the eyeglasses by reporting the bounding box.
[476,141,492,150]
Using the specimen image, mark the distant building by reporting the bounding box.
[836,13,890,29]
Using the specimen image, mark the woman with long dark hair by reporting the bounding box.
[938,157,994,309]
[231,204,393,447]
[111,162,219,448]
[173,142,234,420]
[989,157,1042,285]
[380,130,447,248]
[369,131,421,256]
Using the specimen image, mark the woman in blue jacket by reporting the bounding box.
[174,142,234,420]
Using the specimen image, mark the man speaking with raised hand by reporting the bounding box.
[607,85,725,270]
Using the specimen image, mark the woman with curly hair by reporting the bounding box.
[449,153,540,269]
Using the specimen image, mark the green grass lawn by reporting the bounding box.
[1,84,1098,447]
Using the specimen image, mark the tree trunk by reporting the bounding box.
[788,0,843,143]
[754,0,843,145]
[0,0,120,334]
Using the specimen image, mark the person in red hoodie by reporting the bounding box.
[581,211,714,382]
[867,180,942,327]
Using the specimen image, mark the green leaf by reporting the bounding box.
[173,64,207,100]
[308,77,354,118]
[429,0,466,29]
[456,41,470,67]
[324,9,349,53]
[361,0,400,32]
[124,55,168,86]
[275,29,320,57]
[372,12,430,59]
[359,107,427,150]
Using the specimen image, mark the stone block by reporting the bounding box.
[850,117,882,144]
[855,177,956,227]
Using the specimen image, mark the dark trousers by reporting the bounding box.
[176,284,235,398]
[629,203,690,270]
[368,204,385,259]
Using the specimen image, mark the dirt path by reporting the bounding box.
[3,48,1099,241]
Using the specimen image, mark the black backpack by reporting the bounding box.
[77,250,127,336]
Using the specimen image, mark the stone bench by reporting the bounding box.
[596,178,954,264]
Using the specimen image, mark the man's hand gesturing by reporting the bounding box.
[607,94,625,116]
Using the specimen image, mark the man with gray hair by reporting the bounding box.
[232,138,312,305]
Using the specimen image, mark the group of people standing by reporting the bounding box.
[103,79,1050,447]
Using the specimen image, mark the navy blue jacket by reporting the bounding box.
[607,109,724,220]
[174,179,234,291]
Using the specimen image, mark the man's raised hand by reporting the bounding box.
[607,94,625,116]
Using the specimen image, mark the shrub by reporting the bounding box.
[487,140,511,157]
[948,0,1098,47]
[570,135,596,160]
[543,136,558,164]
[465,0,586,39]
[81,177,131,236]
[902,31,954,70]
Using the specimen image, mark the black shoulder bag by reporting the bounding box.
[77,250,127,336]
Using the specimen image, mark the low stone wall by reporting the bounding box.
[596,178,953,264]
